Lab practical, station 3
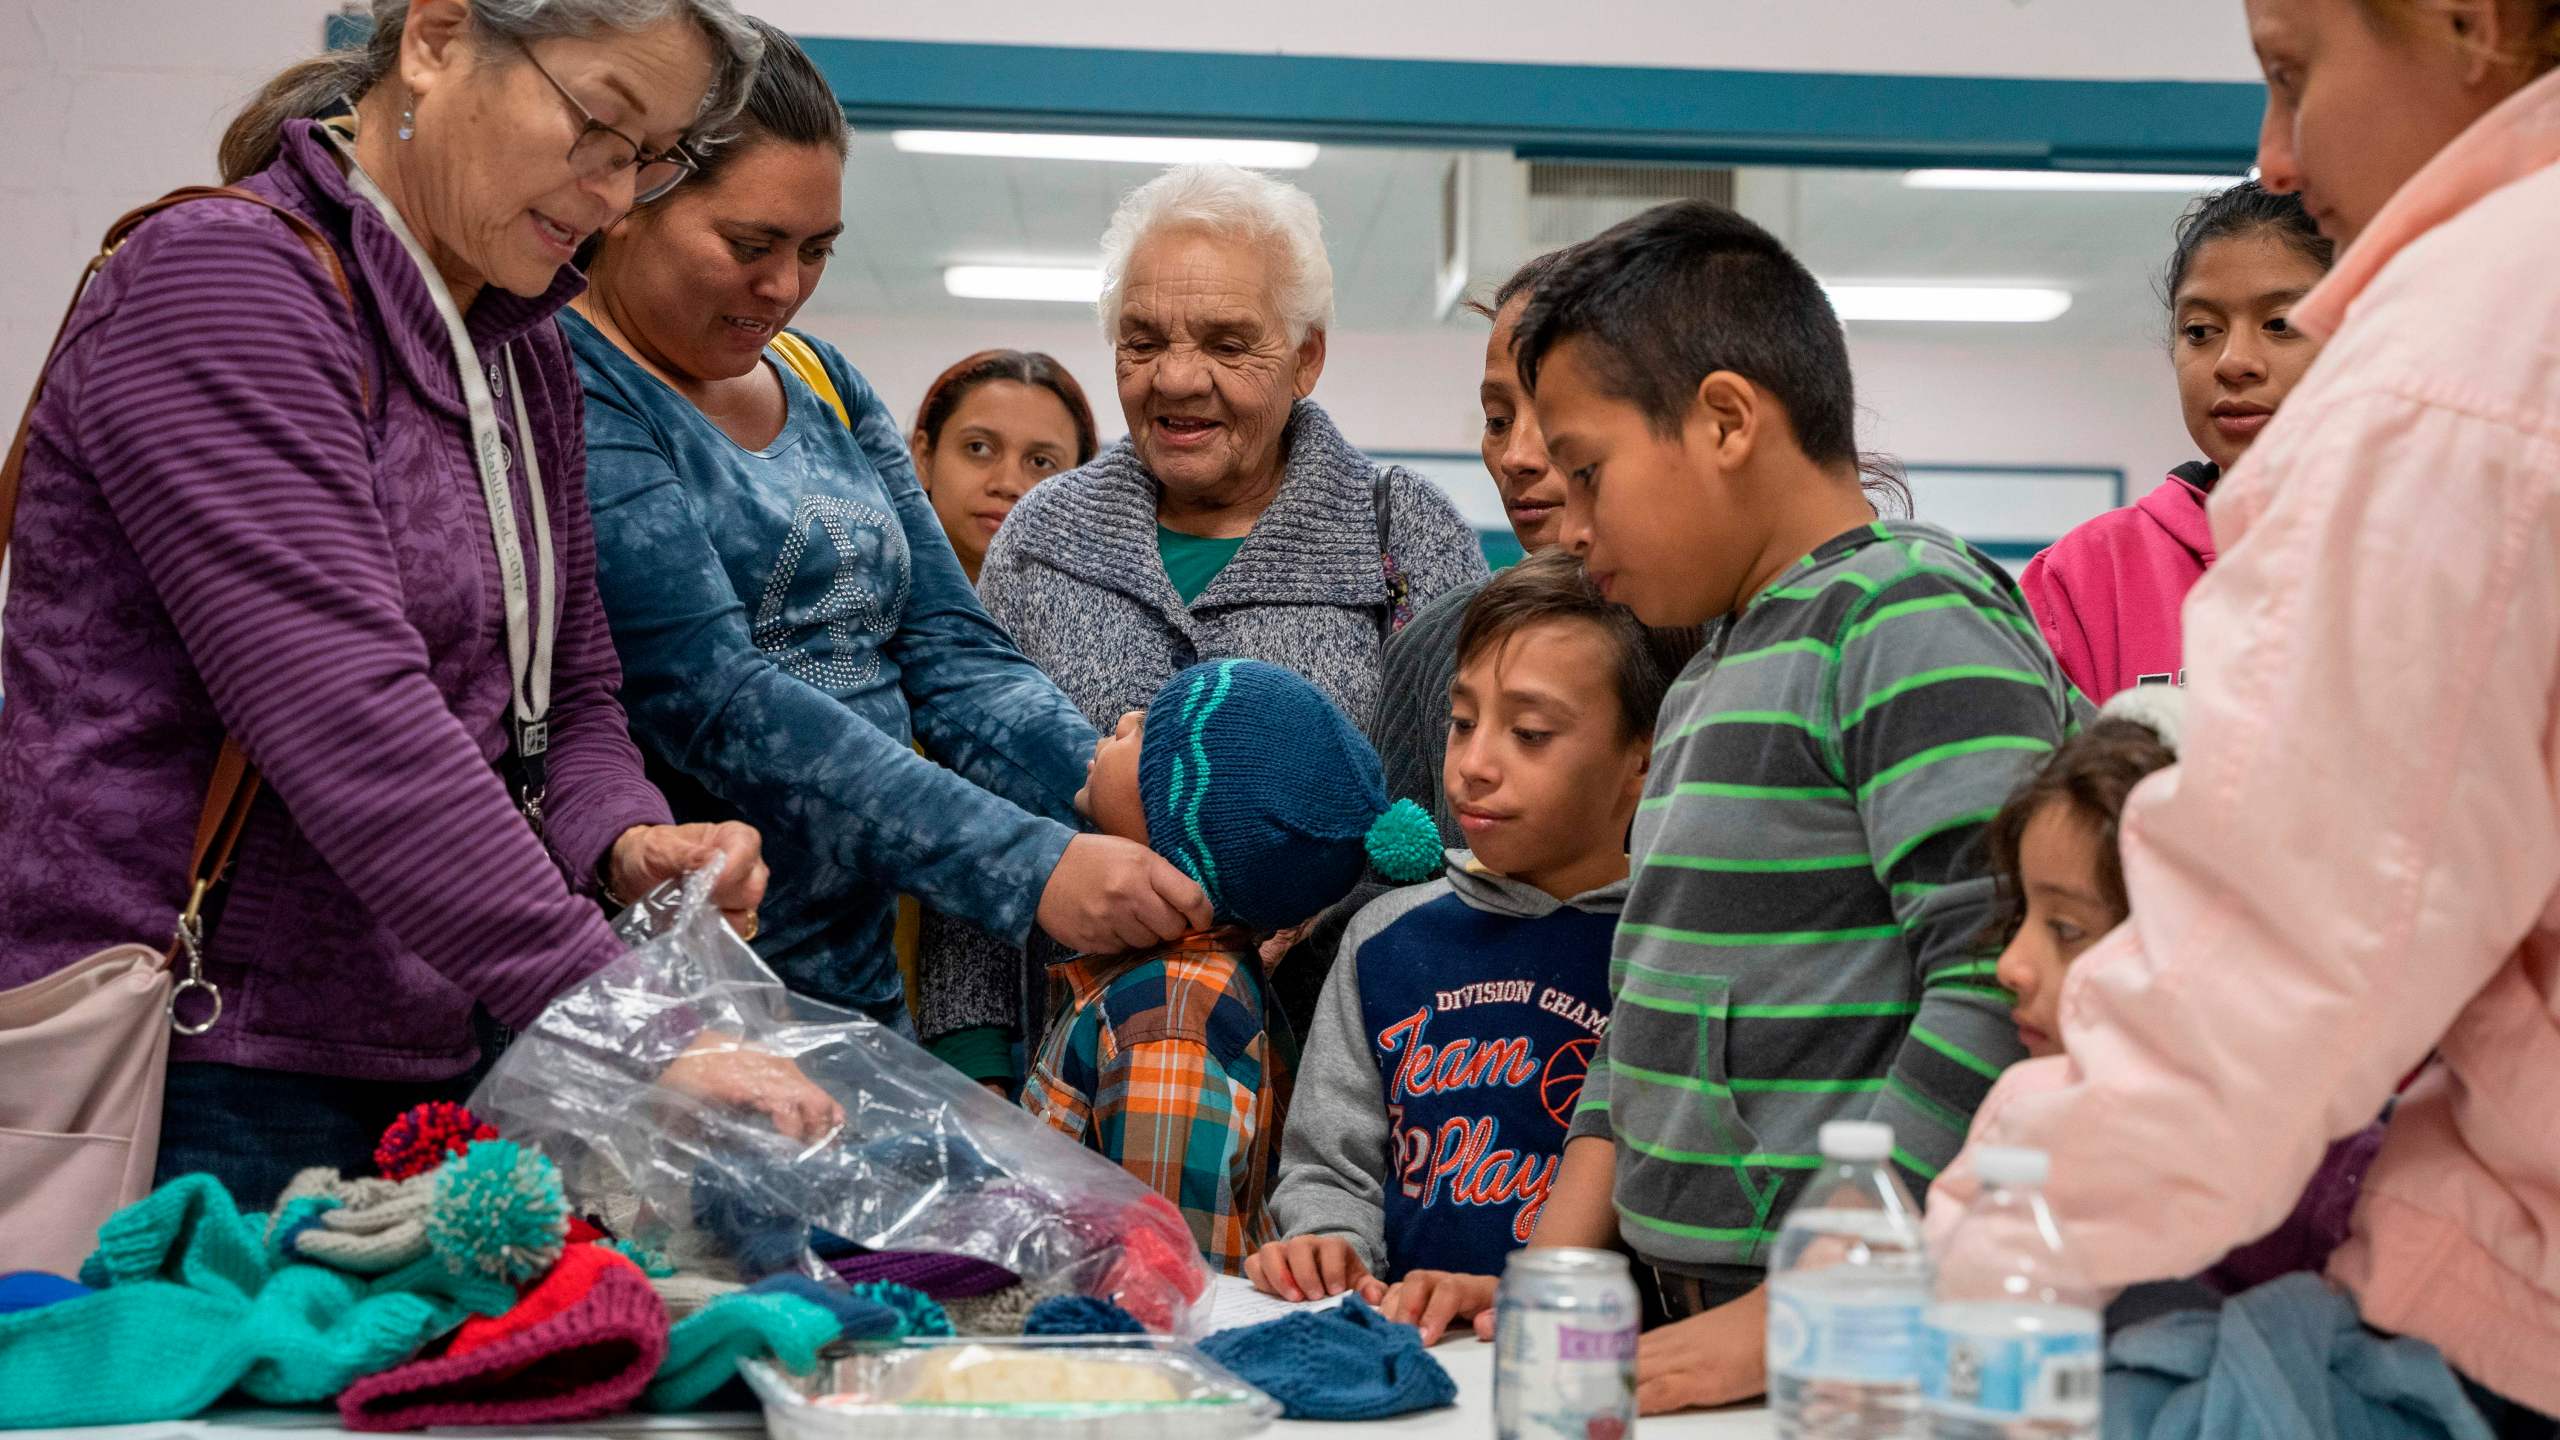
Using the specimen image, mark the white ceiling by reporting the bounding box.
[803,130,2217,351]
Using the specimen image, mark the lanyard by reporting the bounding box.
[323,130,558,817]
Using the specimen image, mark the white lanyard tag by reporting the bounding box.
[324,130,558,809]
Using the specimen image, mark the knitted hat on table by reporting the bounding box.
[1138,659,1439,930]
[267,1167,436,1273]
[337,1243,668,1432]
[2,1175,486,1428]
[1198,1295,1456,1421]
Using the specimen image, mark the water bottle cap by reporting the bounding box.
[1818,1120,1894,1162]
[1976,1146,2051,1186]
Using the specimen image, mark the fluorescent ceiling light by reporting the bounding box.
[1904,168,2245,193]
[943,265,1105,304]
[894,130,1321,169]
[1823,284,2073,324]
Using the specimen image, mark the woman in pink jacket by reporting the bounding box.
[2020,181,2331,703]
[1928,0,2560,1427]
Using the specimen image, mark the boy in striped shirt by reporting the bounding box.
[1381,200,2080,1413]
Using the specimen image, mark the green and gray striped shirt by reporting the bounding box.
[1572,520,2083,1275]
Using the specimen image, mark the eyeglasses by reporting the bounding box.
[514,36,696,205]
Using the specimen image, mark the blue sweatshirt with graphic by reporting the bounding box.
[1269,853,1624,1279]
[566,316,1096,1023]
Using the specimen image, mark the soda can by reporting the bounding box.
[1494,1247,1640,1440]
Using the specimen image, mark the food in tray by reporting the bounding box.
[819,1345,1187,1407]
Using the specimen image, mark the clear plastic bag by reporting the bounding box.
[468,862,1210,1333]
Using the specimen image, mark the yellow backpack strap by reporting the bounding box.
[768,330,850,429]
[767,326,923,1012]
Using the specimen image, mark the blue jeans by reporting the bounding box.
[2465,1377,2560,1440]
[154,1061,478,1210]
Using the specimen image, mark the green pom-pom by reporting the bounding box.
[1364,797,1442,884]
[604,1237,675,1277]
[852,1280,954,1338]
[427,1138,568,1285]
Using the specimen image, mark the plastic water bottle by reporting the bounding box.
[1920,1147,2101,1439]
[1767,1120,1932,1438]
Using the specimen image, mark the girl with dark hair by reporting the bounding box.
[910,350,1100,584]
[1980,688,2382,1306]
[567,24,1208,1036]
[2020,180,2334,702]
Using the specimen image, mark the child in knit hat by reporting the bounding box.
[1249,551,1666,1308]
[1022,658,1440,1276]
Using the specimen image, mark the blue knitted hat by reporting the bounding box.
[1138,659,1439,931]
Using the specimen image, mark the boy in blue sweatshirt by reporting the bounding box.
[1247,551,1668,1300]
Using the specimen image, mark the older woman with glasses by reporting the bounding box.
[0,0,838,1213]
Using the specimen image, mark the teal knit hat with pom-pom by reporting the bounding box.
[1138,659,1440,931]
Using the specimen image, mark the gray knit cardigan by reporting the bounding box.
[914,398,1490,1044]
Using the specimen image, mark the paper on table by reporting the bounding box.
[1205,1272,1351,1333]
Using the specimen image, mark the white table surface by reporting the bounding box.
[61,1341,1776,1440]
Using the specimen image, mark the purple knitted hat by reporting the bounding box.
[828,1249,1018,1300]
[337,1244,669,1431]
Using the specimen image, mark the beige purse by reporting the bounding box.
[0,187,359,1276]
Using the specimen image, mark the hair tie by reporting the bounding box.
[1363,799,1442,884]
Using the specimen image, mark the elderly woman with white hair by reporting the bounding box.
[920,164,1488,1058]
[981,163,1488,729]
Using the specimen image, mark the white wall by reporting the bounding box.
[0,2,340,412]
[755,0,2261,84]
[0,1,2192,544]
[798,309,2188,547]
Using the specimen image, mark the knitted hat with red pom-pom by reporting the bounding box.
[374,1102,498,1182]
[336,1243,668,1432]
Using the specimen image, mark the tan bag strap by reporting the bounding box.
[1,185,365,965]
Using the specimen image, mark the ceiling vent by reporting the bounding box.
[1523,161,1739,249]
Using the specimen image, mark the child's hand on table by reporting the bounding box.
[1633,1284,1768,1415]
[1376,1269,1500,1344]
[1245,1234,1372,1300]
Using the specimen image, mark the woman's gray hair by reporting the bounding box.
[220,0,765,184]
[1095,163,1336,346]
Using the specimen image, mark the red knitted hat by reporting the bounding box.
[338,1243,669,1431]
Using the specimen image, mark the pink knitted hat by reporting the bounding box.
[337,1243,669,1431]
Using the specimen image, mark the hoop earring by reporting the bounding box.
[398,108,415,141]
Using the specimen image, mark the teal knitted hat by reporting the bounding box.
[1138,659,1439,931]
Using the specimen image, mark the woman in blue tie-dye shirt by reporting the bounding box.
[565,25,1207,1033]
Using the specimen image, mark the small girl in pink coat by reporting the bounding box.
[2021,183,2333,703]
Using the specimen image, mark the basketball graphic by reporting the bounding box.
[1541,1037,1596,1126]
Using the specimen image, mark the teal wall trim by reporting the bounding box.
[1971,539,2056,562]
[322,18,2261,170]
[802,38,2263,171]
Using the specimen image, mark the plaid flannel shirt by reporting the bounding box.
[1023,930,1292,1275]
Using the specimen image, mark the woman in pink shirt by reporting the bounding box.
[1928,0,2560,1429]
[2021,182,2332,703]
